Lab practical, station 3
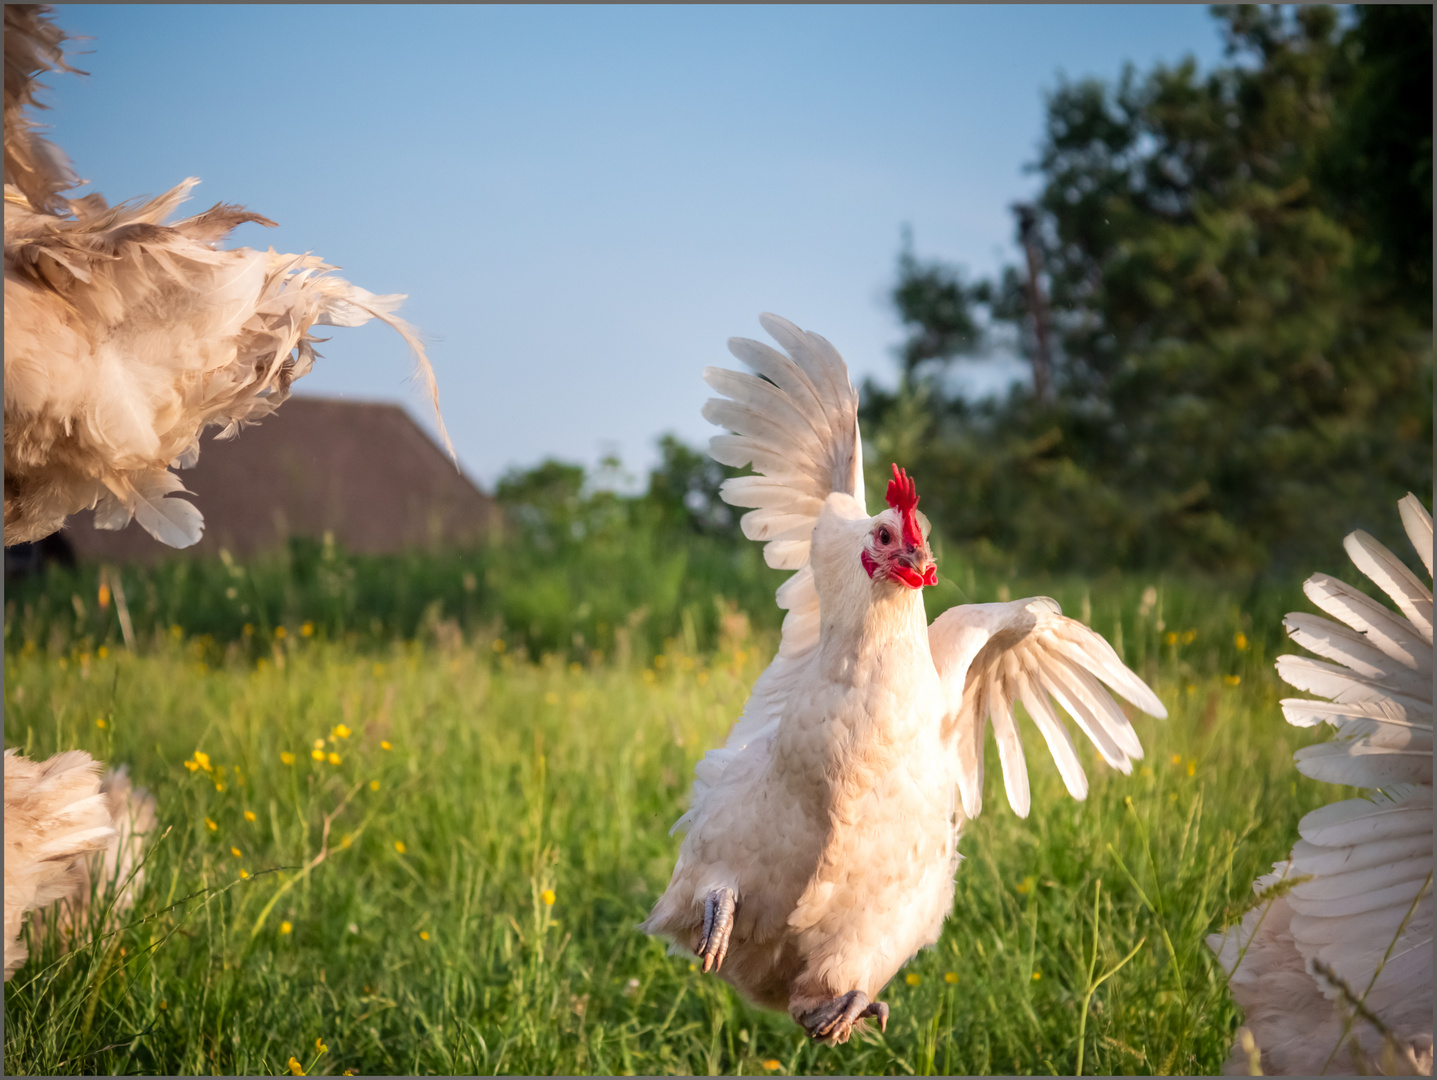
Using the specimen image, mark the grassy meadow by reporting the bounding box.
[3,543,1347,1076]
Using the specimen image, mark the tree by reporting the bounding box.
[876,4,1432,576]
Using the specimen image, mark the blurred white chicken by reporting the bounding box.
[642,314,1168,1043]
[3,4,451,548]
[1208,495,1432,1075]
[4,749,115,980]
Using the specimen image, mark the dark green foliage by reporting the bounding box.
[874,5,1432,577]
[4,450,786,668]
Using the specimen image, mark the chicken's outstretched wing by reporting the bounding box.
[673,313,864,832]
[928,598,1167,819]
[1209,495,1432,1074]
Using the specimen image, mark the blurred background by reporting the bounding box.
[6,3,1432,659]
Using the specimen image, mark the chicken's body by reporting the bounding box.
[644,315,1167,1042]
[647,496,957,1020]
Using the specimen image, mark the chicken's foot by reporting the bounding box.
[795,990,889,1045]
[698,887,736,973]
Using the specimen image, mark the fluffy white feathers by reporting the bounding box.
[4,749,115,980]
[3,6,450,548]
[1209,494,1433,1075]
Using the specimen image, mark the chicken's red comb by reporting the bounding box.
[886,463,924,547]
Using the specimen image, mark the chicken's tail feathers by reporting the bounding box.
[4,748,116,980]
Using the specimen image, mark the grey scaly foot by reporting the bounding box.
[796,990,889,1045]
[698,887,736,973]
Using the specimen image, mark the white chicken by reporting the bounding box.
[4,749,116,980]
[3,4,451,549]
[642,313,1168,1043]
[1208,494,1432,1075]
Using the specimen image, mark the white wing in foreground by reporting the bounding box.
[674,313,864,832]
[1209,494,1433,1075]
[928,598,1168,819]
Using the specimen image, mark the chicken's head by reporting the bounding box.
[860,464,937,589]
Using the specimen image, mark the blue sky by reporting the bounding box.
[47,5,1226,490]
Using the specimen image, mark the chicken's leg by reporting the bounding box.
[698,887,736,972]
[794,990,889,1045]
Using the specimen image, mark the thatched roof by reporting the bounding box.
[61,397,496,563]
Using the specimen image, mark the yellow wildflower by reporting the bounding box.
[311,749,325,761]
[944,971,959,984]
[301,621,315,637]
[280,751,295,765]
[340,833,353,848]
[420,930,430,941]
[369,779,380,791]
[1187,759,1197,777]
[231,846,242,858]
[542,888,556,906]
[315,1037,328,1053]
[1181,629,1196,644]
[205,817,218,832]
[394,841,406,854]
[97,646,108,659]
[762,1060,782,1071]
[313,738,325,750]
[98,583,112,609]
[96,717,108,729]
[1225,674,1241,686]
[159,1000,167,1011]
[288,1056,305,1075]
[275,626,287,640]
[280,921,293,935]
[242,623,254,637]
[244,810,257,822]
[332,724,351,740]
[1170,753,1182,765]
[193,751,211,772]
[1164,631,1178,645]
[905,972,921,986]
[380,740,392,751]
[239,869,249,879]
[327,752,341,765]
[491,638,506,653]
[1032,971,1042,981]
[1234,631,1248,651]
[214,781,226,792]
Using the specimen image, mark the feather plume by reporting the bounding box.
[4,7,450,548]
[4,748,115,980]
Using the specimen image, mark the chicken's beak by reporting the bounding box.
[892,545,938,589]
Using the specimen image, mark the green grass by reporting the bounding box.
[3,557,1338,1075]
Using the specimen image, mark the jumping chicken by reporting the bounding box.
[642,314,1167,1043]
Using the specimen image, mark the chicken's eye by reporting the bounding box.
[877,527,892,545]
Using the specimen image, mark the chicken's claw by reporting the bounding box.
[698,887,736,973]
[796,990,888,1045]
